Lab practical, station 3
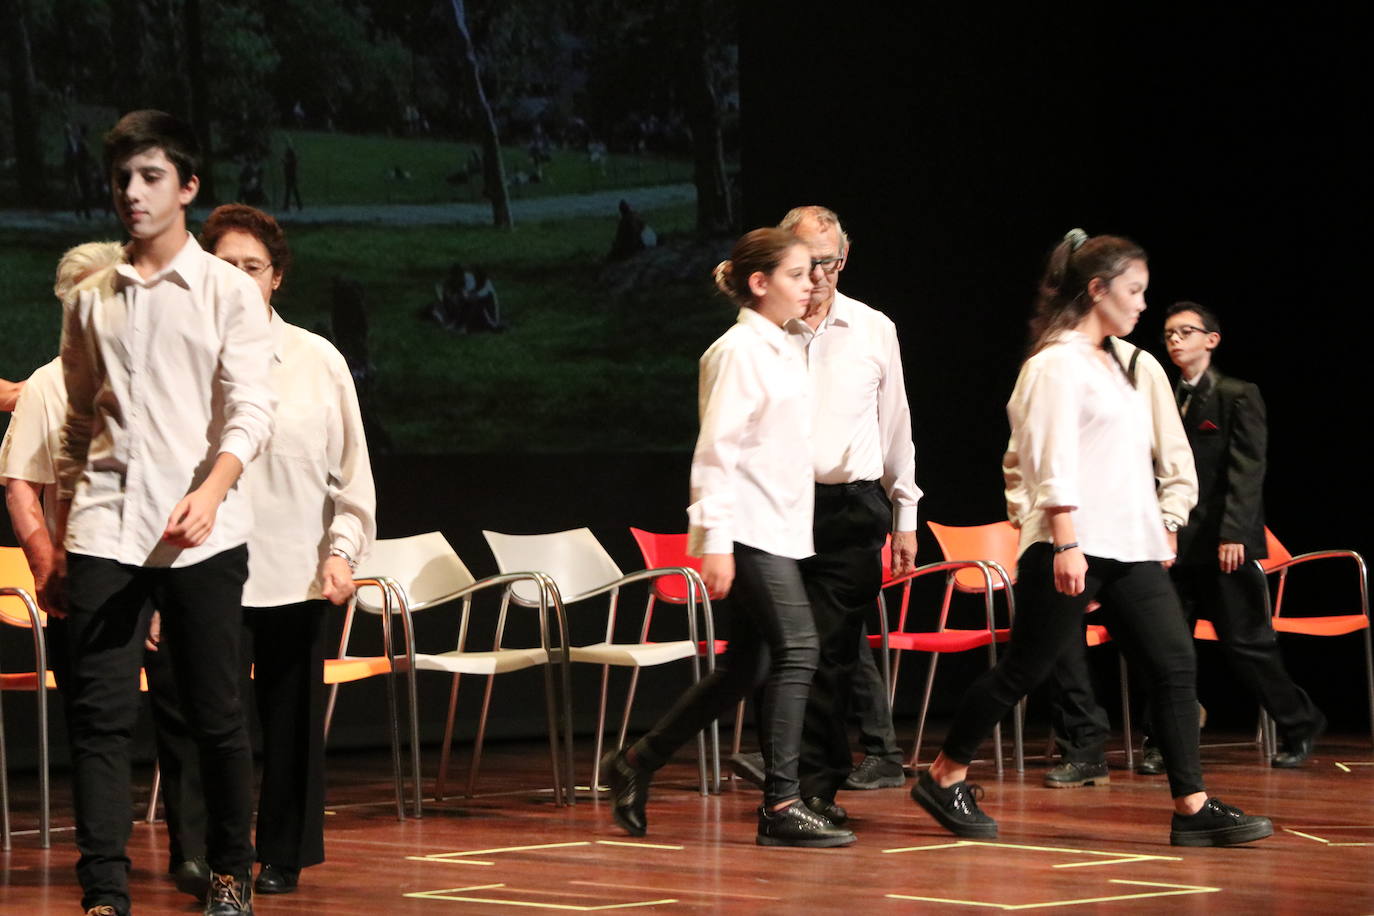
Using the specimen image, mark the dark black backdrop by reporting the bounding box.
[4,6,1371,773]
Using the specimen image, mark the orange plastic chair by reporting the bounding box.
[629,528,734,785]
[866,530,1017,776]
[1258,527,1373,745]
[1,546,51,849]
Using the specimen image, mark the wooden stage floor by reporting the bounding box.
[4,733,1373,913]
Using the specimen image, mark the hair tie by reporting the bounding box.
[1063,228,1089,251]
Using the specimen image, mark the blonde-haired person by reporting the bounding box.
[603,228,854,848]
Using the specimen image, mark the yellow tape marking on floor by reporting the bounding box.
[403,883,677,910]
[1336,762,1352,773]
[405,855,496,866]
[595,840,684,850]
[887,878,1220,910]
[1284,829,1332,844]
[570,880,783,901]
[882,839,1180,868]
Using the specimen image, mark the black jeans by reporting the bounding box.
[50,547,255,913]
[943,543,1205,798]
[144,636,208,866]
[852,620,903,762]
[797,480,891,800]
[243,599,329,868]
[634,543,818,807]
[1046,625,1112,763]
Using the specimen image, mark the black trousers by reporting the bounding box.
[243,599,329,868]
[1046,622,1113,763]
[943,544,1206,798]
[1173,558,1320,739]
[144,638,208,865]
[797,480,891,801]
[49,547,254,913]
[852,620,903,762]
[635,544,818,806]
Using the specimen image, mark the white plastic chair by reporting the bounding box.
[343,532,573,813]
[482,528,716,797]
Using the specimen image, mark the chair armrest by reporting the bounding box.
[883,559,991,589]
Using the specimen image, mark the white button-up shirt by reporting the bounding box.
[786,291,922,531]
[1006,331,1172,562]
[688,307,814,560]
[242,313,376,607]
[57,234,276,568]
[0,358,65,538]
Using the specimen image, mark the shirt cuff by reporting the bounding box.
[893,503,919,532]
[689,526,733,557]
[217,431,255,470]
[1032,479,1078,513]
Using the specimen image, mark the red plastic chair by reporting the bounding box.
[868,529,1017,776]
[1,546,51,849]
[1259,527,1373,746]
[629,528,732,787]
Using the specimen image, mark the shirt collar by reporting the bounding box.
[736,306,790,352]
[785,290,853,340]
[113,233,205,291]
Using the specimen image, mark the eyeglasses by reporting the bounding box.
[218,257,274,278]
[1162,325,1211,343]
[810,256,845,275]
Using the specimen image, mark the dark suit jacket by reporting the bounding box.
[1176,367,1268,566]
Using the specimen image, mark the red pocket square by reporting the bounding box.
[1198,419,1219,431]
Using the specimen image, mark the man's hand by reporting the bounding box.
[320,555,357,605]
[890,529,918,577]
[0,377,24,412]
[163,487,224,548]
[701,553,735,599]
[1219,541,1245,574]
[1162,529,1178,569]
[38,550,68,618]
[1053,547,1087,596]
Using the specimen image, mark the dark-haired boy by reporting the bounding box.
[49,109,274,916]
[1162,301,1324,768]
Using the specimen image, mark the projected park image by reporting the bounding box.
[0,0,739,453]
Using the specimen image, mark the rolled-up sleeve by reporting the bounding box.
[1010,361,1081,513]
[1135,349,1197,526]
[215,272,277,466]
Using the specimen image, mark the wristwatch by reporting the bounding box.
[1162,518,1182,533]
[329,547,358,571]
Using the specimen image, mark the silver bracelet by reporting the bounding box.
[329,547,358,571]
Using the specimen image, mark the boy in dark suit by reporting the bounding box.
[1163,301,1324,768]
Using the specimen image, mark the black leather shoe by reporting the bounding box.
[757,800,856,847]
[843,755,907,790]
[1044,760,1110,788]
[911,770,997,838]
[172,856,212,898]
[204,872,253,915]
[602,748,652,837]
[83,906,125,916]
[727,751,766,789]
[254,864,300,895]
[804,795,849,826]
[1272,713,1326,769]
[1170,797,1273,847]
[1136,745,1165,776]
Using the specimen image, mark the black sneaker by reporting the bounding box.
[1170,797,1273,847]
[602,748,652,837]
[757,800,856,847]
[803,795,849,826]
[1044,760,1110,789]
[204,872,253,915]
[911,770,998,838]
[844,755,907,790]
[1136,744,1165,776]
[1272,712,1326,769]
[727,751,766,789]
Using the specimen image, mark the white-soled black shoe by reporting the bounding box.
[1170,798,1273,847]
[912,770,998,838]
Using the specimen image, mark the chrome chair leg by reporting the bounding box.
[1119,654,1134,770]
[434,673,462,801]
[145,763,161,823]
[909,654,941,768]
[1,693,10,851]
[465,673,498,798]
[589,664,612,793]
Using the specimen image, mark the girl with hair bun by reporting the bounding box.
[912,230,1273,848]
[604,228,855,848]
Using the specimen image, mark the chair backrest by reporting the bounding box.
[354,532,477,613]
[0,546,46,628]
[629,528,701,602]
[484,527,623,606]
[927,521,1019,591]
[1260,526,1292,572]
